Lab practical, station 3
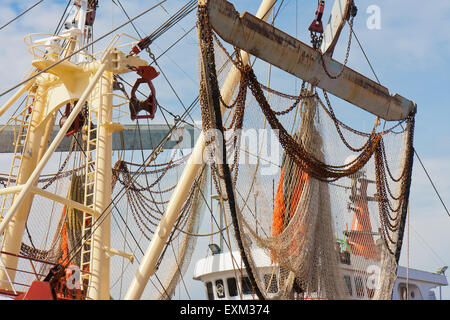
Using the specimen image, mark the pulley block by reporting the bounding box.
[129,65,160,120]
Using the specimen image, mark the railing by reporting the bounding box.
[0,250,57,296]
[24,32,141,64]
[0,250,89,299]
[24,33,91,62]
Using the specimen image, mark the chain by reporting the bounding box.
[259,83,316,116]
[198,4,267,300]
[126,191,155,241]
[114,148,199,241]
[213,31,316,118]
[316,92,407,138]
[319,15,354,80]
[310,32,323,51]
[322,90,376,152]
[244,63,382,182]
[113,157,177,193]
[0,138,77,188]
[374,115,415,254]
[198,2,416,264]
[380,138,408,183]
[126,167,198,243]
[41,138,76,189]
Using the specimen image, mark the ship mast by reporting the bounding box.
[0,0,94,293]
[0,0,148,299]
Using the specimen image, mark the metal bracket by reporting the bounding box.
[102,246,134,263]
[106,49,148,74]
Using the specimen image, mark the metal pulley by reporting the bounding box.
[128,65,160,120]
[85,0,99,26]
[129,36,152,56]
[59,101,87,136]
[347,0,358,20]
[308,0,325,50]
[309,0,325,33]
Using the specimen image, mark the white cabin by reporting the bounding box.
[193,248,448,300]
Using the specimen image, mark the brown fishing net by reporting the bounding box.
[196,3,415,300]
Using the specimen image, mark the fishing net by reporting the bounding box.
[195,3,415,300]
[0,82,207,300]
[108,156,207,300]
[0,0,205,298]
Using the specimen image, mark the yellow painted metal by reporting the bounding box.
[84,69,114,300]
[79,83,99,295]
[103,246,134,264]
[106,49,148,74]
[32,187,96,215]
[0,79,50,290]
[0,185,95,215]
[0,80,35,118]
[102,122,125,134]
[0,186,23,196]
[0,25,148,295]
[0,91,36,228]
[0,63,107,291]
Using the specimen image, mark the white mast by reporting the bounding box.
[0,0,92,291]
[124,0,278,300]
[0,1,144,299]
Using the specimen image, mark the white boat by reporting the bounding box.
[194,248,448,300]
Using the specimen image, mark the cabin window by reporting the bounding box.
[206,282,214,300]
[355,276,364,297]
[241,276,253,295]
[399,285,407,300]
[263,274,278,293]
[398,284,422,300]
[339,251,351,265]
[227,277,238,297]
[343,275,353,296]
[365,277,375,299]
[215,279,225,298]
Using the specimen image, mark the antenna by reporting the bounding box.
[211,194,224,254]
[35,0,98,65]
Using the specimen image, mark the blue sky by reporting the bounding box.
[0,0,449,300]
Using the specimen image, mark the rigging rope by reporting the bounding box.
[198,4,266,300]
[52,0,73,36]
[0,0,167,99]
[0,0,43,32]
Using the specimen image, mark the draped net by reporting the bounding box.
[196,3,415,300]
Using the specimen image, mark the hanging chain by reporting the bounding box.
[41,138,76,189]
[196,2,417,262]
[319,15,354,79]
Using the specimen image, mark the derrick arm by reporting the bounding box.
[320,0,354,56]
[205,0,416,121]
[124,0,278,300]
